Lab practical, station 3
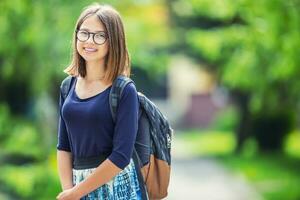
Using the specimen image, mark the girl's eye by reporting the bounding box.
[79,31,88,36]
[95,33,106,39]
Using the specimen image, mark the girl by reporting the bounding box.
[56,3,145,200]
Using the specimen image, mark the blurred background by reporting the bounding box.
[0,0,300,199]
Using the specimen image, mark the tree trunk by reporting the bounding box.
[231,90,251,153]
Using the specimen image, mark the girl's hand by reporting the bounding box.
[56,188,81,200]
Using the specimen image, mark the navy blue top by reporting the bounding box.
[56,77,139,170]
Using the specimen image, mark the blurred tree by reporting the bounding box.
[166,0,300,151]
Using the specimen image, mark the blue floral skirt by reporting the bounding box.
[72,158,142,200]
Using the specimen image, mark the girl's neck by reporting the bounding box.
[84,60,106,82]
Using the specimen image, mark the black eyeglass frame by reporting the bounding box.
[75,29,108,45]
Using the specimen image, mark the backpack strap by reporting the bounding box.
[109,75,149,200]
[132,147,150,200]
[109,75,133,123]
[60,75,75,100]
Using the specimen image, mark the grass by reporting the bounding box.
[176,129,300,200]
[175,129,236,156]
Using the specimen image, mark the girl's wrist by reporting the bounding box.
[62,184,74,191]
[72,184,85,199]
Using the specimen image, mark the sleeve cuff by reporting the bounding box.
[108,151,131,170]
[56,145,71,152]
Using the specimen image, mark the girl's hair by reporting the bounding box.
[64,3,131,83]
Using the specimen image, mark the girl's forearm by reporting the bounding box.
[73,158,122,198]
[57,150,74,190]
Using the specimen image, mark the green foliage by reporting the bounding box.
[172,0,236,19]
[0,104,11,140]
[122,3,171,74]
[176,130,236,155]
[0,104,45,160]
[2,121,45,159]
[0,162,60,199]
[169,0,300,153]
[284,131,300,158]
[209,106,239,131]
[179,0,300,113]
[178,129,300,158]
[0,149,61,199]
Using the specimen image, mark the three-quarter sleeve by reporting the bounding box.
[56,89,71,152]
[108,82,139,170]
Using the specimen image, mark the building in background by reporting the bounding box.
[163,54,229,129]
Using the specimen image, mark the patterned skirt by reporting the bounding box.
[72,158,142,200]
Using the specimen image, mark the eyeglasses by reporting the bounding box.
[76,30,108,45]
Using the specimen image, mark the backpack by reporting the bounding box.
[60,75,173,200]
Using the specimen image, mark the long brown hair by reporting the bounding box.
[64,3,131,83]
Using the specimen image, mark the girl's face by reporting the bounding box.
[76,15,109,63]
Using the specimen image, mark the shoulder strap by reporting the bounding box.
[109,75,149,200]
[109,75,134,123]
[60,75,74,100]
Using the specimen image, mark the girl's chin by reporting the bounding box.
[81,52,100,58]
[82,56,103,62]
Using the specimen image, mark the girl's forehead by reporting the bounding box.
[80,15,105,32]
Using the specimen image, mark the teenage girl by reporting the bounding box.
[56,3,143,200]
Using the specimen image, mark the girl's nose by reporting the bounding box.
[86,33,95,44]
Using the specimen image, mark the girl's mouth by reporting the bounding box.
[84,47,98,53]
